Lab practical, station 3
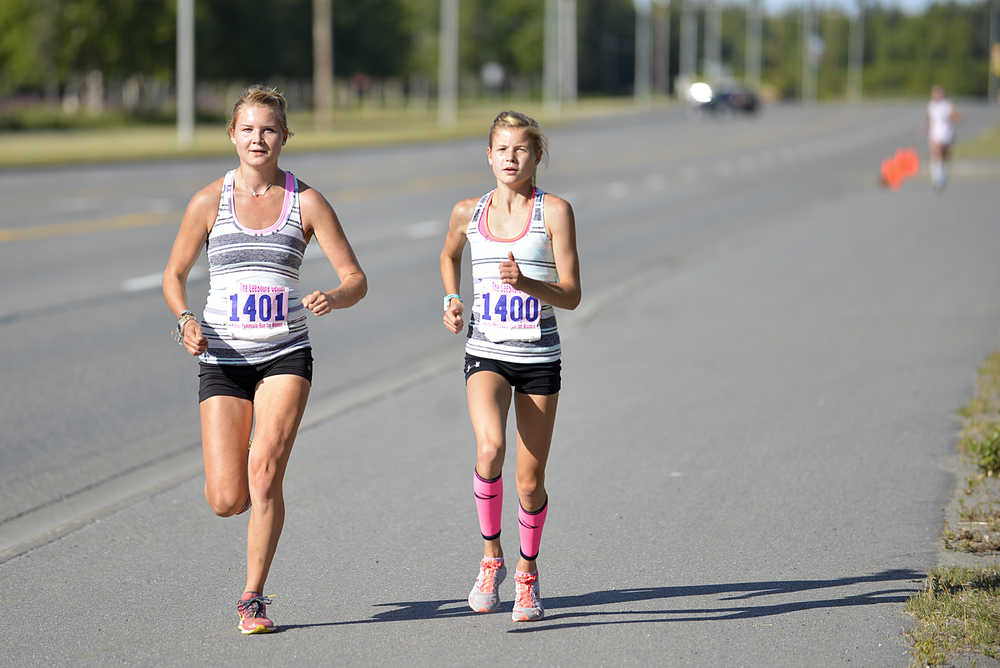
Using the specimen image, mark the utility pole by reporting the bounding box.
[704,0,721,81]
[653,0,671,96]
[801,2,818,103]
[746,0,762,90]
[847,0,863,101]
[176,0,194,148]
[313,0,334,127]
[990,0,999,104]
[544,0,561,114]
[559,0,578,104]
[680,0,698,83]
[635,0,653,103]
[438,0,458,127]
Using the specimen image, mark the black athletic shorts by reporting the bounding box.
[199,347,313,402]
[463,353,561,396]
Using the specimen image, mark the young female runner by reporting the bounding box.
[439,111,581,621]
[163,86,366,634]
[926,84,960,190]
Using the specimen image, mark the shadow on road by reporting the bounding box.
[274,568,923,632]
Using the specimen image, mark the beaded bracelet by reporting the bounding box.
[175,310,197,344]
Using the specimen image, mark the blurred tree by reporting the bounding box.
[0,0,173,96]
[578,0,635,94]
[0,0,993,104]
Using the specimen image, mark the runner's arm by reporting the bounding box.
[499,195,581,311]
[440,199,474,334]
[162,184,218,355]
[300,186,367,316]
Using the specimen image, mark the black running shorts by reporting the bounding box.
[199,347,313,402]
[463,353,561,396]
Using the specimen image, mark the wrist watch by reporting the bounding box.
[443,294,462,311]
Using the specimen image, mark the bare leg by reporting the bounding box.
[513,391,559,574]
[244,374,310,594]
[201,396,254,517]
[466,371,512,559]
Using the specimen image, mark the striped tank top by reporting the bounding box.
[199,170,310,365]
[465,188,560,364]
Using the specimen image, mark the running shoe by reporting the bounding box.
[468,557,507,613]
[236,592,275,634]
[511,569,544,621]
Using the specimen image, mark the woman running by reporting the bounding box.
[439,111,581,622]
[926,84,959,190]
[162,86,367,634]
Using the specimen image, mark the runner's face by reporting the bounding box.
[488,127,540,187]
[229,104,285,166]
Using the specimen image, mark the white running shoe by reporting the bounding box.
[511,569,544,621]
[468,557,507,613]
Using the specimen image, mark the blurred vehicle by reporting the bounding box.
[688,82,759,114]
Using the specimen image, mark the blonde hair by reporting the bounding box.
[489,110,547,163]
[227,85,293,140]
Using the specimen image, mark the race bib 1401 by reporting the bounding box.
[478,279,542,342]
[227,281,290,341]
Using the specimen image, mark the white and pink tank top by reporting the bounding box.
[199,170,310,365]
[465,188,561,364]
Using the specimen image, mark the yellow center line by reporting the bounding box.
[0,211,178,244]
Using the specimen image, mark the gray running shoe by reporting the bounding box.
[468,557,507,612]
[511,569,544,621]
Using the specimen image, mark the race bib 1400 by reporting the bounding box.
[227,281,290,341]
[478,279,541,342]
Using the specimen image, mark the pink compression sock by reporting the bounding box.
[473,470,503,540]
[518,498,548,560]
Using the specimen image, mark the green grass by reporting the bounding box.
[0,96,665,168]
[956,121,1000,160]
[905,567,1000,666]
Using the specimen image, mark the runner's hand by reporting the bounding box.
[499,252,523,288]
[302,290,334,316]
[443,299,464,334]
[182,319,207,356]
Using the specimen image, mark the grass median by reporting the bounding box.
[0,97,663,169]
[905,353,1000,666]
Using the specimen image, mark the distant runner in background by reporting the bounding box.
[926,85,959,190]
[439,111,582,622]
[162,85,367,634]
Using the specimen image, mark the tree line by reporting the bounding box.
[0,0,992,113]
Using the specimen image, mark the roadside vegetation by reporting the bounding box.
[0,96,653,168]
[905,353,1000,665]
[956,122,1000,160]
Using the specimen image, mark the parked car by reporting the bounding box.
[691,83,760,114]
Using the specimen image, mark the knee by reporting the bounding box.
[476,437,505,474]
[515,471,545,503]
[247,454,284,501]
[204,484,247,517]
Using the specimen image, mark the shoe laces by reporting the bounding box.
[514,572,538,608]
[476,559,503,593]
[237,594,274,619]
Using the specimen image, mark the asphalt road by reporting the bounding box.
[1,101,999,665]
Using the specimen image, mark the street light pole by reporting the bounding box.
[746,0,761,90]
[989,0,999,104]
[680,0,698,83]
[544,0,561,114]
[654,0,672,96]
[559,0,578,104]
[635,0,653,103]
[438,0,458,127]
[704,0,721,80]
[848,0,864,101]
[176,0,194,148]
[313,0,334,127]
